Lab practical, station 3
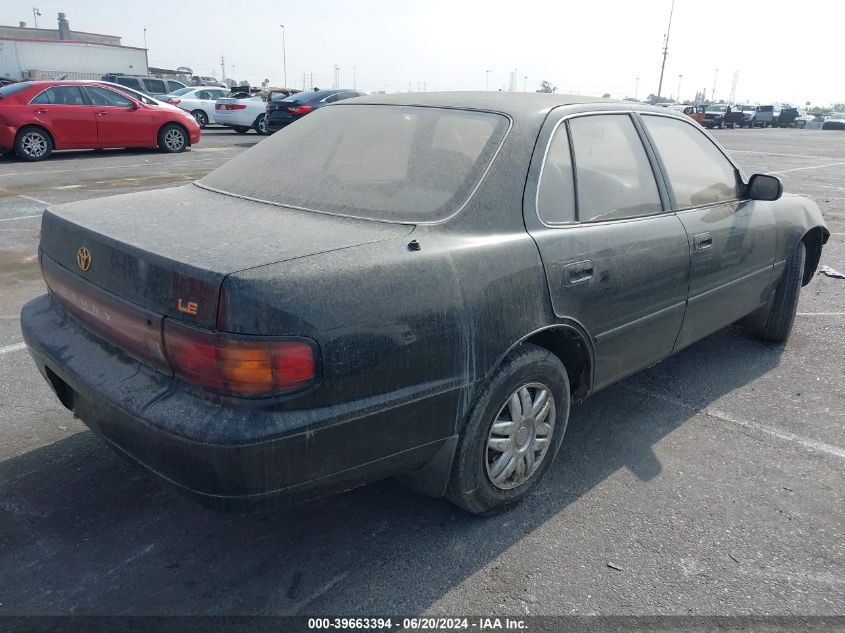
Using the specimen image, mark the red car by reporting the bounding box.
[0,80,201,161]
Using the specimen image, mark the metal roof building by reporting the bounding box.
[0,12,148,82]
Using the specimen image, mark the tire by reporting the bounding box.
[232,125,250,134]
[446,344,570,515]
[755,241,806,343]
[253,113,269,135]
[157,124,188,153]
[191,110,208,129]
[15,126,53,161]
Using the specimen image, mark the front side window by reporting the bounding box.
[642,115,741,208]
[569,114,662,222]
[30,85,86,106]
[200,105,509,222]
[85,86,133,107]
[537,124,575,224]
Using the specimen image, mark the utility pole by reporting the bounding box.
[711,68,718,102]
[635,77,640,100]
[729,71,738,104]
[485,70,490,91]
[309,71,313,90]
[279,25,288,88]
[32,7,41,28]
[231,64,235,82]
[523,75,527,92]
[143,27,147,49]
[676,74,683,102]
[220,56,226,80]
[333,65,340,88]
[657,0,676,98]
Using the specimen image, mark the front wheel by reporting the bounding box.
[755,242,806,343]
[254,114,269,135]
[158,124,188,153]
[446,344,570,515]
[191,110,208,129]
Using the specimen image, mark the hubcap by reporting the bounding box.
[21,132,47,157]
[258,115,267,133]
[164,129,184,151]
[485,382,556,490]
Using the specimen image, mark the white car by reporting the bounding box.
[163,86,229,128]
[213,95,270,134]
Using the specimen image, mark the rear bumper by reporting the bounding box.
[266,111,300,131]
[21,294,455,511]
[0,126,15,150]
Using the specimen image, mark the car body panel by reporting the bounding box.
[213,96,266,128]
[20,92,830,508]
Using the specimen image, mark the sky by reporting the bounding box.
[2,0,844,106]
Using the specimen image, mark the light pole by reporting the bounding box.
[280,24,287,88]
[635,77,640,100]
[485,70,490,91]
[657,0,676,98]
[711,68,718,102]
[523,75,527,92]
[676,74,683,102]
[32,7,41,28]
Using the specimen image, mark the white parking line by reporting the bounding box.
[0,342,27,355]
[769,162,845,175]
[730,150,841,160]
[623,384,845,460]
[797,312,845,316]
[0,214,41,222]
[0,156,230,178]
[18,194,50,206]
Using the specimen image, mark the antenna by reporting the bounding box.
[657,0,676,98]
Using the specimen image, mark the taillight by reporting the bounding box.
[287,105,313,115]
[163,320,316,396]
[169,98,181,106]
[226,104,247,110]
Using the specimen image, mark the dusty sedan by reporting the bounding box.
[21,93,829,514]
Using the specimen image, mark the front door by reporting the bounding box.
[83,85,155,147]
[638,114,776,350]
[525,112,691,390]
[28,85,96,148]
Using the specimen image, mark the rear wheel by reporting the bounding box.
[191,110,208,128]
[254,114,269,135]
[446,344,570,515]
[15,126,53,161]
[755,241,806,343]
[158,124,188,153]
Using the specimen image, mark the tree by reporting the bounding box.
[601,93,611,99]
[646,93,673,105]
[261,78,270,88]
[536,80,557,94]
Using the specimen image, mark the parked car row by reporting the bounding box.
[0,80,201,161]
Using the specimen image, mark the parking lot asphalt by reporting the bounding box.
[0,127,842,617]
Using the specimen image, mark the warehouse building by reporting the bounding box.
[0,12,147,82]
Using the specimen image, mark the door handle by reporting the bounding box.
[35,109,48,114]
[694,232,713,251]
[563,260,594,285]
[97,111,108,116]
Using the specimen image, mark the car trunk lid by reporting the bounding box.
[39,184,413,329]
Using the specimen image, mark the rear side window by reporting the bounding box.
[166,80,185,92]
[144,79,166,94]
[537,125,576,224]
[30,85,87,105]
[569,115,662,222]
[195,90,211,100]
[642,115,741,208]
[116,77,142,91]
[200,105,509,222]
[85,86,133,107]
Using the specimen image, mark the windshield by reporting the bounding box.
[98,83,159,105]
[708,105,727,112]
[199,105,509,223]
[169,87,194,96]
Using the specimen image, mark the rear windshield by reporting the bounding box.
[199,105,509,222]
[281,91,326,103]
[0,82,30,97]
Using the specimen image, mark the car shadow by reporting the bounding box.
[0,326,784,615]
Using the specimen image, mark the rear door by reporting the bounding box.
[83,85,155,147]
[639,113,776,350]
[524,111,690,390]
[28,85,96,148]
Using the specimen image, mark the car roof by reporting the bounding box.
[344,91,674,128]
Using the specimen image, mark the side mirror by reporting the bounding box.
[748,174,783,201]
